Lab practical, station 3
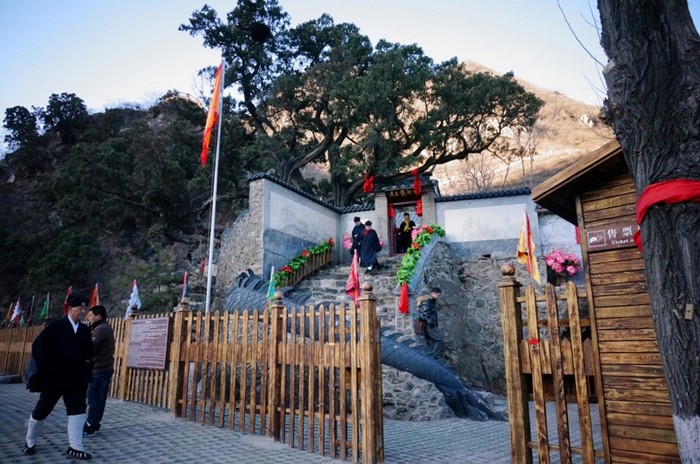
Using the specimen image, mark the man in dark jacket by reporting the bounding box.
[416,287,443,357]
[24,292,94,460]
[84,305,115,436]
[349,216,365,256]
[359,220,381,273]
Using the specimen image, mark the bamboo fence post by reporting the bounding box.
[498,264,532,464]
[267,292,284,440]
[118,312,135,400]
[169,299,191,416]
[359,282,383,464]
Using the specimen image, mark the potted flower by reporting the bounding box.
[545,249,581,285]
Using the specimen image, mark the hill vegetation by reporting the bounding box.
[0,0,612,318]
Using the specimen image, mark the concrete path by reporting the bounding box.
[0,382,513,463]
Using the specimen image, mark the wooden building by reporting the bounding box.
[531,139,680,462]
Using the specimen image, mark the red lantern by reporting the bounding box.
[388,204,395,218]
[362,174,375,193]
[398,283,410,314]
[416,199,423,217]
[412,169,421,196]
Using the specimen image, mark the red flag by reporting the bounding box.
[201,63,223,166]
[398,283,410,314]
[62,286,73,315]
[5,301,14,321]
[89,283,100,308]
[345,250,361,304]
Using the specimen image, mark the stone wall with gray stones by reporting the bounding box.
[401,240,541,395]
[217,181,265,291]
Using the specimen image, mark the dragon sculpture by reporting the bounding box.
[223,270,506,421]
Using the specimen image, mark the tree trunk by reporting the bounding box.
[598,1,700,461]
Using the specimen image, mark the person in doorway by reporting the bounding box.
[359,220,381,273]
[396,212,416,253]
[416,287,443,357]
[350,216,365,256]
[23,292,94,460]
[84,305,115,436]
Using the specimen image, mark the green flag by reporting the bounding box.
[38,293,49,320]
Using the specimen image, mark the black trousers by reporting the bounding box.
[32,385,88,420]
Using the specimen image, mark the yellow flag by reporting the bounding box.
[516,211,541,283]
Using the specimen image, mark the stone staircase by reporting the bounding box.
[292,255,414,335]
[291,255,457,421]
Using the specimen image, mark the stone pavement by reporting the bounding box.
[0,382,514,463]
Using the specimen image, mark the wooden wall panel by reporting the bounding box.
[579,174,680,463]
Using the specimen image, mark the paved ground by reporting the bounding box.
[0,381,514,463]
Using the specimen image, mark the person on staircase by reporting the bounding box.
[396,212,416,253]
[359,220,382,273]
[23,292,94,460]
[350,216,365,256]
[416,287,443,357]
[84,305,115,436]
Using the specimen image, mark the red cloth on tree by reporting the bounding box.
[398,283,410,314]
[362,174,375,193]
[633,179,700,250]
[412,169,422,196]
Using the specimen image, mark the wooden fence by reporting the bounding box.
[500,272,605,464]
[0,286,384,464]
[277,249,332,288]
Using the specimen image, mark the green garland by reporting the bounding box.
[271,237,335,288]
[396,224,446,285]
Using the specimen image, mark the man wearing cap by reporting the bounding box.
[359,220,382,273]
[23,292,94,460]
[349,216,365,256]
[416,287,443,357]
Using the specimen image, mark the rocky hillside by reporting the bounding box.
[432,61,614,195]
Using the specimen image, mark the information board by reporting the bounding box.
[126,317,170,370]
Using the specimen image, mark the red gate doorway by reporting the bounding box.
[390,202,420,256]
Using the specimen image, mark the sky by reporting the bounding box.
[1,1,699,141]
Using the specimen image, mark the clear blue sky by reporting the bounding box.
[1,1,699,136]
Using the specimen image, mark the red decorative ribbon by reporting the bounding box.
[398,283,410,314]
[416,199,423,217]
[528,339,540,345]
[411,169,422,196]
[362,174,375,193]
[633,179,700,250]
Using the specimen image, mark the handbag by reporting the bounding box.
[24,355,42,393]
[413,318,426,336]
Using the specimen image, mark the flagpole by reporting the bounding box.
[205,61,225,314]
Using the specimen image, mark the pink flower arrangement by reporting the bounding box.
[545,250,581,276]
[342,233,353,251]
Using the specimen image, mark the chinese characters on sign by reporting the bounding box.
[127,317,170,370]
[386,188,418,200]
[585,220,638,251]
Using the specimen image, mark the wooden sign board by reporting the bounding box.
[585,219,638,251]
[386,188,419,201]
[127,317,170,370]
